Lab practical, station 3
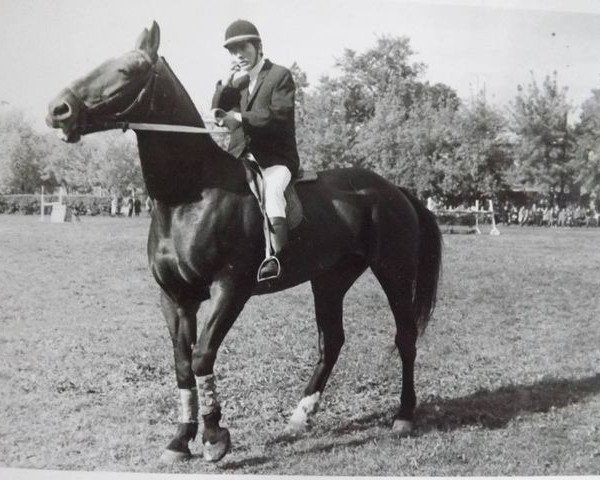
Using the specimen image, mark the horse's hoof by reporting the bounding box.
[392,419,413,436]
[160,448,191,463]
[283,420,309,437]
[202,428,231,462]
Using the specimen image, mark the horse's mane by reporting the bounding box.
[135,56,243,203]
[154,57,206,128]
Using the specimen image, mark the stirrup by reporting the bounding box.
[257,256,281,282]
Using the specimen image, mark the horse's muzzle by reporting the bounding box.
[46,92,82,142]
[48,99,73,122]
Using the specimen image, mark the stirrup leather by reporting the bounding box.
[257,255,281,282]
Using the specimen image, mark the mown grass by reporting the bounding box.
[0,215,599,475]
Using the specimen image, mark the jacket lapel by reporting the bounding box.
[241,88,249,111]
[246,59,272,109]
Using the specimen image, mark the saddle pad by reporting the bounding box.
[295,169,318,183]
[285,169,317,229]
[244,161,317,230]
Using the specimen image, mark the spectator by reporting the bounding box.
[500,202,510,225]
[134,196,141,216]
[551,206,559,227]
[117,196,123,216]
[509,205,518,225]
[517,206,524,226]
[557,208,567,227]
[542,206,552,227]
[574,206,586,226]
[566,206,574,227]
[127,196,134,217]
[145,196,153,214]
[110,194,118,217]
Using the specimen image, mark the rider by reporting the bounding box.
[211,19,300,281]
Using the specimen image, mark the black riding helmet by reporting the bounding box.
[223,19,261,48]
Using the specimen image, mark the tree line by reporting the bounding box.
[293,36,600,206]
[0,105,142,196]
[1,35,600,206]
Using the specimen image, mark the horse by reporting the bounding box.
[46,22,442,463]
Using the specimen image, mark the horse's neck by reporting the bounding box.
[135,58,245,205]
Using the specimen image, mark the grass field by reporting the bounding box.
[0,214,599,476]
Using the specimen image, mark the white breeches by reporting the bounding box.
[260,165,292,218]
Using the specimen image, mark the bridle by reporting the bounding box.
[69,51,227,136]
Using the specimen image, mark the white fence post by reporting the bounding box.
[489,200,500,235]
[40,186,45,222]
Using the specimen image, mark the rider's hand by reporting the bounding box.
[231,71,249,89]
[220,69,236,87]
[220,111,241,131]
[221,65,249,88]
[212,108,227,125]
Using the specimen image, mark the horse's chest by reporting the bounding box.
[150,234,216,290]
[152,207,244,282]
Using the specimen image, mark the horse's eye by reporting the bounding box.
[118,68,130,77]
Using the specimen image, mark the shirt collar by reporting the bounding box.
[248,56,266,83]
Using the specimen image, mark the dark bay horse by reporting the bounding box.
[47,22,442,463]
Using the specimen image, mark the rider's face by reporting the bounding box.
[227,42,260,72]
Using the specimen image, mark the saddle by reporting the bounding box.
[242,158,317,230]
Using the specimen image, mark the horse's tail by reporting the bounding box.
[400,188,443,334]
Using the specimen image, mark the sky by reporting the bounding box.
[2,0,600,129]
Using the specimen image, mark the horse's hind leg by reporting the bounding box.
[159,291,200,462]
[286,255,366,434]
[371,266,418,436]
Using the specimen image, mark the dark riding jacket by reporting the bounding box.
[211,59,300,177]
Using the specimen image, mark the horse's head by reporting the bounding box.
[47,22,161,143]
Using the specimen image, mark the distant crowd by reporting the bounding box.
[497,202,599,227]
[427,196,600,228]
[109,194,152,217]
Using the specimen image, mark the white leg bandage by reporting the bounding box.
[289,392,321,427]
[261,165,292,218]
[179,388,199,423]
[196,374,220,416]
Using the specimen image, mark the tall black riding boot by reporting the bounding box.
[258,216,288,281]
[270,217,288,254]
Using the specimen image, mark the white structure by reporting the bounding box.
[40,186,71,223]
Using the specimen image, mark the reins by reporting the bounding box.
[115,121,229,135]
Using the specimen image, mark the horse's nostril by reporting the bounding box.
[52,101,72,120]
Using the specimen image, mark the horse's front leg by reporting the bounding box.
[191,278,251,462]
[159,291,200,463]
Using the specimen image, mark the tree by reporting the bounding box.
[94,132,143,193]
[290,62,309,122]
[355,88,460,197]
[0,102,143,194]
[0,105,46,193]
[572,89,600,197]
[296,36,433,173]
[450,92,514,200]
[35,130,142,194]
[297,75,361,170]
[510,72,575,203]
[334,36,426,116]
[39,133,100,192]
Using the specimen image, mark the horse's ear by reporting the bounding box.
[135,21,160,62]
[148,21,160,55]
